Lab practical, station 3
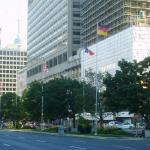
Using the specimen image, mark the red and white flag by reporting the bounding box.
[43,63,48,73]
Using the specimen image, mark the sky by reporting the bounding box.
[0,0,27,49]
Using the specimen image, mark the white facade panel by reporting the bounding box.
[81,26,150,77]
[17,67,27,96]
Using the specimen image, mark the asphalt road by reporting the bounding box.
[0,130,149,150]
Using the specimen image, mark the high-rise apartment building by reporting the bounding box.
[27,0,82,83]
[81,0,150,46]
[0,48,27,95]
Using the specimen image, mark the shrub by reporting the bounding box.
[97,127,128,135]
[6,121,14,129]
[44,125,59,133]
[77,116,91,134]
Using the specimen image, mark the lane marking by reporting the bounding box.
[112,145,135,150]
[3,143,11,147]
[69,146,87,150]
[36,139,47,143]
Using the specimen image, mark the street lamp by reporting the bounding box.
[66,89,73,131]
[41,83,44,131]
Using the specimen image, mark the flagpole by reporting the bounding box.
[82,42,85,112]
[95,22,99,136]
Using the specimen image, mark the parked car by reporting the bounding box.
[107,121,134,129]
[107,121,122,128]
[120,123,134,129]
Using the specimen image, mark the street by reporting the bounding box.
[0,130,149,150]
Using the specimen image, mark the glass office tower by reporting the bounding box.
[27,0,82,83]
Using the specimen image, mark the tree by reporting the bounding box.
[137,57,150,129]
[1,93,22,126]
[103,57,150,129]
[22,81,42,121]
[22,77,95,128]
[44,77,95,127]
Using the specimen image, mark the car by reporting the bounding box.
[107,121,122,128]
[120,122,134,129]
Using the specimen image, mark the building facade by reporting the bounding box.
[81,0,150,46]
[27,0,83,83]
[17,67,27,96]
[0,48,27,95]
[81,26,150,77]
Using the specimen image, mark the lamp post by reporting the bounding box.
[66,89,73,130]
[41,84,44,130]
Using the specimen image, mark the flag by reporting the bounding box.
[85,47,94,56]
[97,23,109,36]
[43,63,48,73]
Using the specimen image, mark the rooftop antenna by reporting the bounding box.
[14,0,22,49]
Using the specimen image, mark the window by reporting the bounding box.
[10,51,13,55]
[58,55,62,64]
[54,57,57,66]
[73,4,80,8]
[17,52,20,56]
[38,65,41,72]
[3,51,6,55]
[73,31,80,35]
[48,60,53,68]
[63,52,67,62]
[73,40,80,44]
[73,13,80,17]
[73,22,80,26]
[73,2,80,8]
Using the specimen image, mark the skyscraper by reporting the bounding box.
[81,0,150,46]
[27,0,82,83]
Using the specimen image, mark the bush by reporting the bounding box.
[77,116,91,134]
[44,125,59,133]
[6,121,14,129]
[97,127,128,135]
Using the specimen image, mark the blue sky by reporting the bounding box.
[0,0,27,49]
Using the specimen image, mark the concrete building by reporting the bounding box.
[81,26,150,77]
[0,48,27,95]
[27,0,83,83]
[81,0,150,46]
[17,67,27,96]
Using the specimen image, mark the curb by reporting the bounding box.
[1,129,145,140]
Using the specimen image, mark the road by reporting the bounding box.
[0,130,149,150]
